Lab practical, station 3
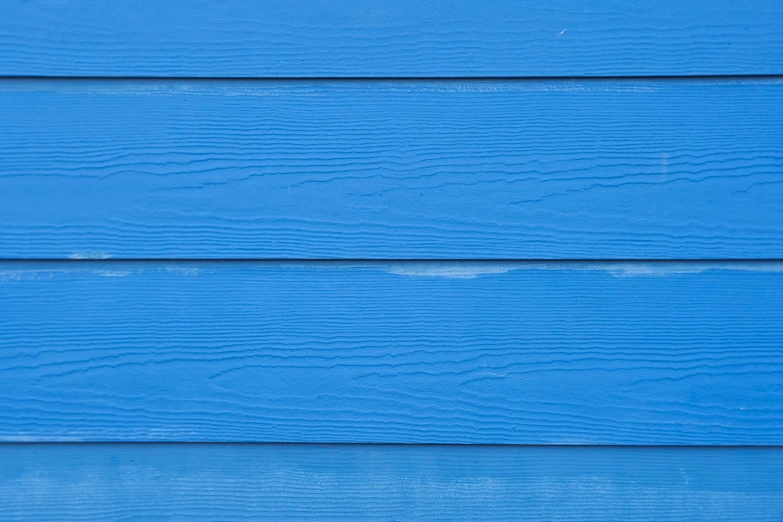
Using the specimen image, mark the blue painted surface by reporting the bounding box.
[1,79,782,259]
[1,261,781,444]
[1,0,783,77]
[2,1,782,516]
[2,444,782,521]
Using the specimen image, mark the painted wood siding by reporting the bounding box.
[3,445,783,521]
[1,0,783,77]
[2,79,782,259]
[2,261,782,444]
[1,1,781,520]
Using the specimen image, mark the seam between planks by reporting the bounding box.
[1,75,783,82]
[0,442,780,448]
[3,259,783,264]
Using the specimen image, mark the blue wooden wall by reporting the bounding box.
[1,1,782,519]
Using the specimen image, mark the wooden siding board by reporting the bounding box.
[1,261,782,444]
[1,0,783,77]
[2,444,783,521]
[2,79,783,259]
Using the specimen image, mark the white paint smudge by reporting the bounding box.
[385,262,783,279]
[68,252,112,260]
[601,262,783,277]
[97,270,131,277]
[387,263,518,279]
[164,266,201,276]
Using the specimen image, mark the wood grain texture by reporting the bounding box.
[2,444,782,521]
[1,261,782,444]
[1,0,782,77]
[2,79,783,259]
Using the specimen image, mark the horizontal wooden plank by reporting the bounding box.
[2,444,782,521]
[2,79,783,259]
[1,261,782,444]
[1,1,783,77]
